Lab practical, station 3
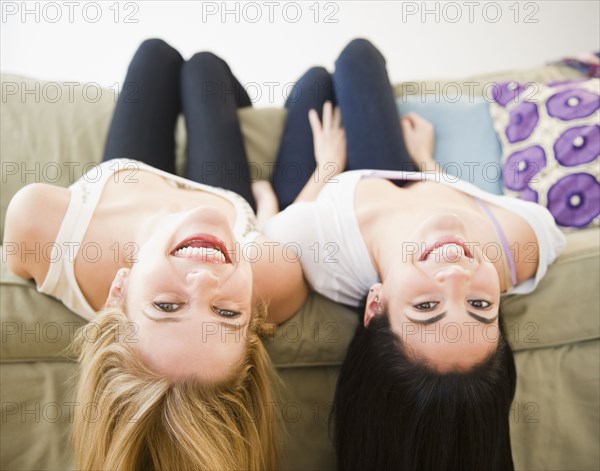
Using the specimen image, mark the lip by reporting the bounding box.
[170,233,232,263]
[418,237,473,262]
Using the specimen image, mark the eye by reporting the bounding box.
[213,307,242,319]
[153,302,182,313]
[413,301,439,311]
[468,300,493,309]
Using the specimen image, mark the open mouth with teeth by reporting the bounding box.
[170,234,232,264]
[419,239,473,262]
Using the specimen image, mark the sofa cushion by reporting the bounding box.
[0,361,77,471]
[394,63,584,99]
[502,228,600,351]
[489,78,600,229]
[510,340,600,471]
[397,96,504,195]
[1,249,86,362]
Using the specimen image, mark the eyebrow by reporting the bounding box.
[405,311,498,325]
[467,310,498,324]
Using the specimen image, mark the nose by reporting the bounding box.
[185,269,220,288]
[434,265,471,283]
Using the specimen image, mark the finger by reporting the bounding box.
[322,101,333,129]
[401,115,416,129]
[308,109,321,134]
[400,117,413,135]
[333,106,342,128]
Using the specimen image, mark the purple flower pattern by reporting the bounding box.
[546,89,599,121]
[547,173,600,228]
[503,146,546,191]
[554,125,600,167]
[493,79,600,228]
[506,101,539,143]
[492,81,528,107]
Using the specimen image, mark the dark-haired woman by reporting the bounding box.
[263,38,566,470]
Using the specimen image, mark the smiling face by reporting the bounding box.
[365,213,501,371]
[108,206,253,382]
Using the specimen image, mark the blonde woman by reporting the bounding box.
[4,39,309,470]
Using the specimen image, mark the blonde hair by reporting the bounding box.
[68,303,280,471]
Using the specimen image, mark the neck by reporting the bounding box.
[123,212,171,269]
[367,210,425,282]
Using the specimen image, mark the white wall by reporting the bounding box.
[1,0,599,106]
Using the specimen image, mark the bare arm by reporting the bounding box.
[251,235,308,324]
[3,183,69,284]
[252,180,280,228]
[249,102,347,319]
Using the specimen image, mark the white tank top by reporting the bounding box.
[263,169,566,307]
[37,159,259,320]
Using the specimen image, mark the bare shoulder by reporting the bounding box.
[4,183,70,282]
[494,204,540,282]
[251,235,308,324]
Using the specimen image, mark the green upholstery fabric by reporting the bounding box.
[1,69,598,471]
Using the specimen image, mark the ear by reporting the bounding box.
[105,268,130,309]
[364,283,384,327]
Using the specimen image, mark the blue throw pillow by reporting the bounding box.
[396,96,504,195]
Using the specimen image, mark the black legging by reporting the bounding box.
[273,38,418,209]
[103,38,415,212]
[103,38,257,210]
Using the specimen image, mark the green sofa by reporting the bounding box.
[1,64,599,471]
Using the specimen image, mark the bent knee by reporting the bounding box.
[336,38,384,69]
[185,51,226,70]
[136,38,182,64]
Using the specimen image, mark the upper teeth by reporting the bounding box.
[174,246,226,262]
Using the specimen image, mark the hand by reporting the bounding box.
[308,101,347,178]
[400,112,436,171]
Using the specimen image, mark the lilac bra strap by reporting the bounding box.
[475,198,518,288]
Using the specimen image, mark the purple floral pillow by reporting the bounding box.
[490,78,600,229]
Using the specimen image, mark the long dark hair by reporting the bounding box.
[333,311,516,471]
